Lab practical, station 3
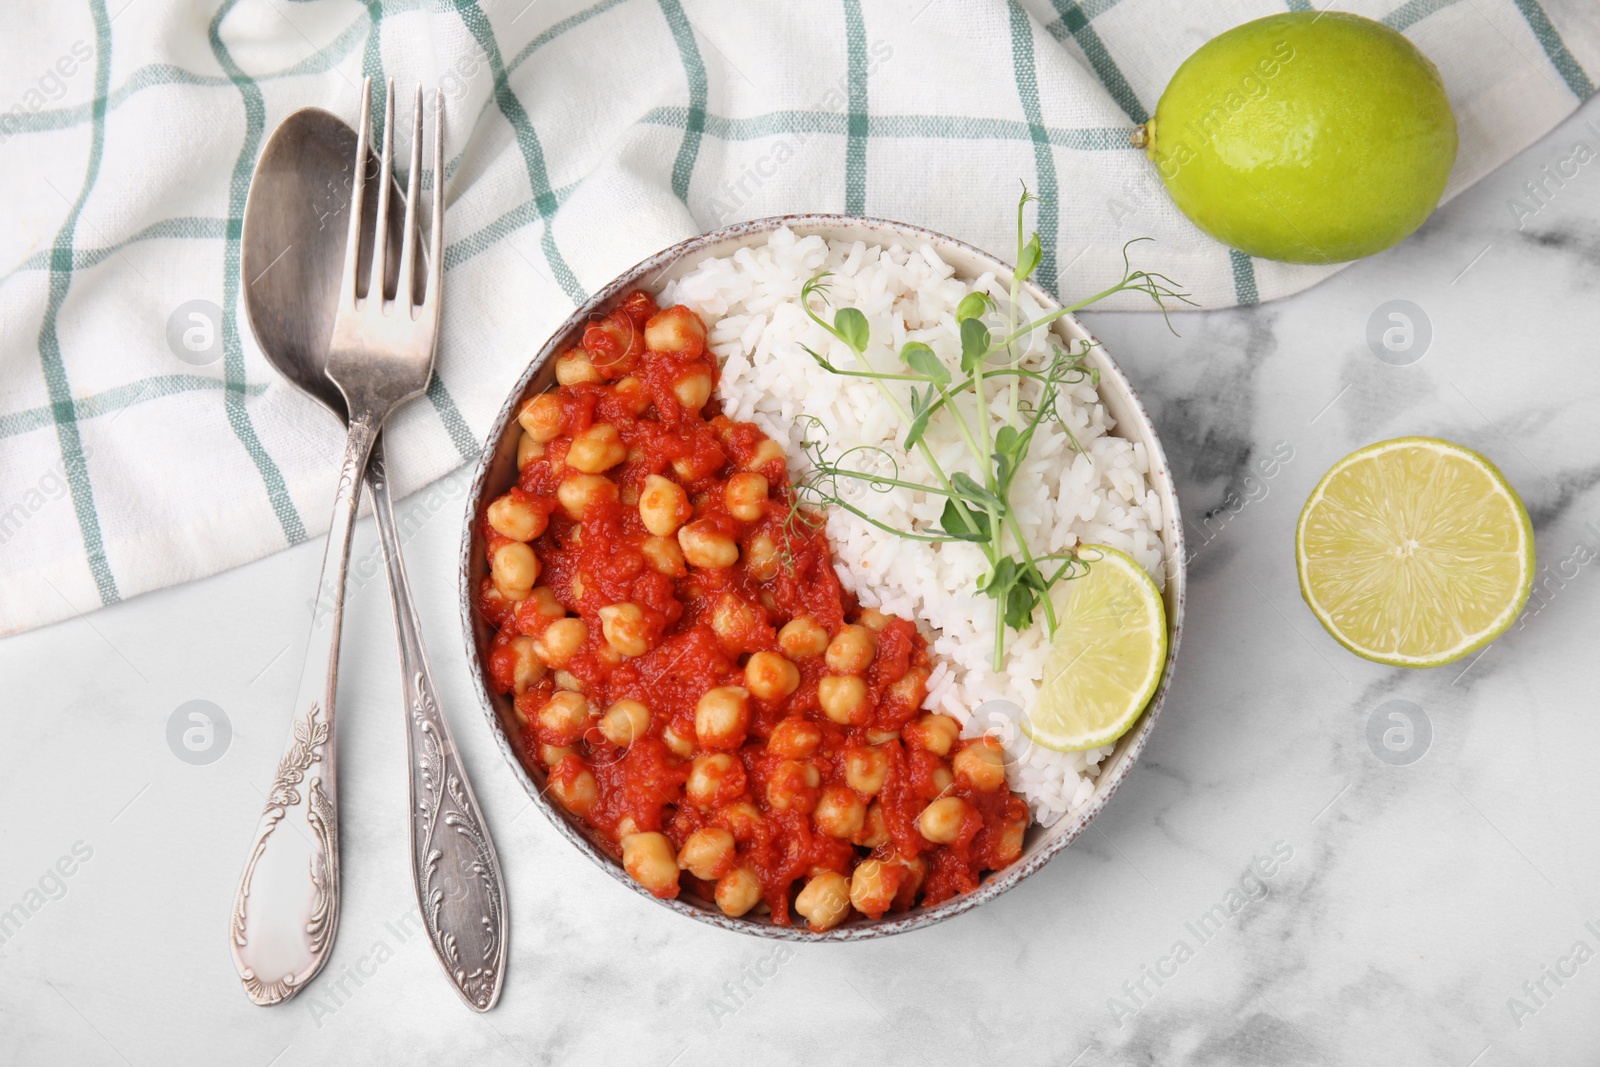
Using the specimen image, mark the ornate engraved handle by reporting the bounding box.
[369,440,507,1011]
[229,416,377,1005]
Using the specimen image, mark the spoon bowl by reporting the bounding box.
[242,106,409,418]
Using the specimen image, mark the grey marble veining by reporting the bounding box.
[3,99,1599,1067]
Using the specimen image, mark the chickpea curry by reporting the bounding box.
[478,290,1030,931]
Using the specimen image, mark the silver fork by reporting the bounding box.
[231,80,504,1010]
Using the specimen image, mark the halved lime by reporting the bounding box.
[1296,437,1534,668]
[1024,545,1168,753]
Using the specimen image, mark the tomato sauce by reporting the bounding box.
[478,290,1029,930]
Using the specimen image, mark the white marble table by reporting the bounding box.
[5,96,1599,1067]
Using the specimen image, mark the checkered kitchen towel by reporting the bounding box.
[1,0,1595,634]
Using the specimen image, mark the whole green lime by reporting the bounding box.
[1144,12,1457,264]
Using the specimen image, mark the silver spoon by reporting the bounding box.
[234,99,506,1011]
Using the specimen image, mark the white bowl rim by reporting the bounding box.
[458,213,1186,941]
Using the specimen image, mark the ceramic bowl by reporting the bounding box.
[460,215,1185,940]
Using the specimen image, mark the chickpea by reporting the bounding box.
[686,753,743,809]
[570,572,587,599]
[621,832,680,898]
[672,450,722,482]
[865,727,900,745]
[536,691,595,744]
[905,713,960,757]
[508,635,543,694]
[884,666,930,715]
[554,348,602,385]
[853,802,889,848]
[518,393,564,442]
[891,856,928,910]
[715,800,764,841]
[745,533,779,581]
[694,686,750,749]
[598,602,652,658]
[710,594,761,649]
[813,786,866,840]
[778,616,829,659]
[725,472,769,522]
[817,675,868,725]
[614,376,651,415]
[678,520,739,569]
[953,737,1007,792]
[599,699,651,747]
[557,473,618,520]
[641,535,687,577]
[733,654,794,705]
[857,608,892,632]
[918,796,971,845]
[995,818,1026,866]
[745,438,786,472]
[765,760,821,812]
[843,745,890,796]
[825,624,877,674]
[491,541,539,600]
[677,827,736,880]
[516,432,545,470]
[715,865,762,918]
[553,670,583,691]
[549,760,598,816]
[538,743,572,767]
[661,722,696,759]
[567,423,627,473]
[638,474,691,537]
[644,304,707,356]
[849,859,902,920]
[673,372,713,413]
[929,765,954,797]
[615,815,641,839]
[767,716,822,759]
[487,493,547,542]
[794,871,851,932]
[526,586,565,618]
[532,617,587,668]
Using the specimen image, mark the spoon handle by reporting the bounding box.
[368,438,508,1012]
[229,416,377,1005]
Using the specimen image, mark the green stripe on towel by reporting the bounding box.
[35,0,120,604]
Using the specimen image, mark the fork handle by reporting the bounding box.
[367,439,508,1011]
[229,415,377,1005]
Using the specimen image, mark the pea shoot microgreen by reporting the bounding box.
[785,186,1190,669]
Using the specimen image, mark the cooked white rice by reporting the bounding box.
[661,228,1165,827]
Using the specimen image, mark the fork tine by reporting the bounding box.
[368,79,396,304]
[396,85,423,313]
[340,77,373,307]
[427,91,445,312]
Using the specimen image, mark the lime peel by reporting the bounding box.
[1023,545,1168,753]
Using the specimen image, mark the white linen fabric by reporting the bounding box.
[0,0,1594,633]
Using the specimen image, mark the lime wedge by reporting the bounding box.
[1296,437,1534,668]
[1023,545,1168,753]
